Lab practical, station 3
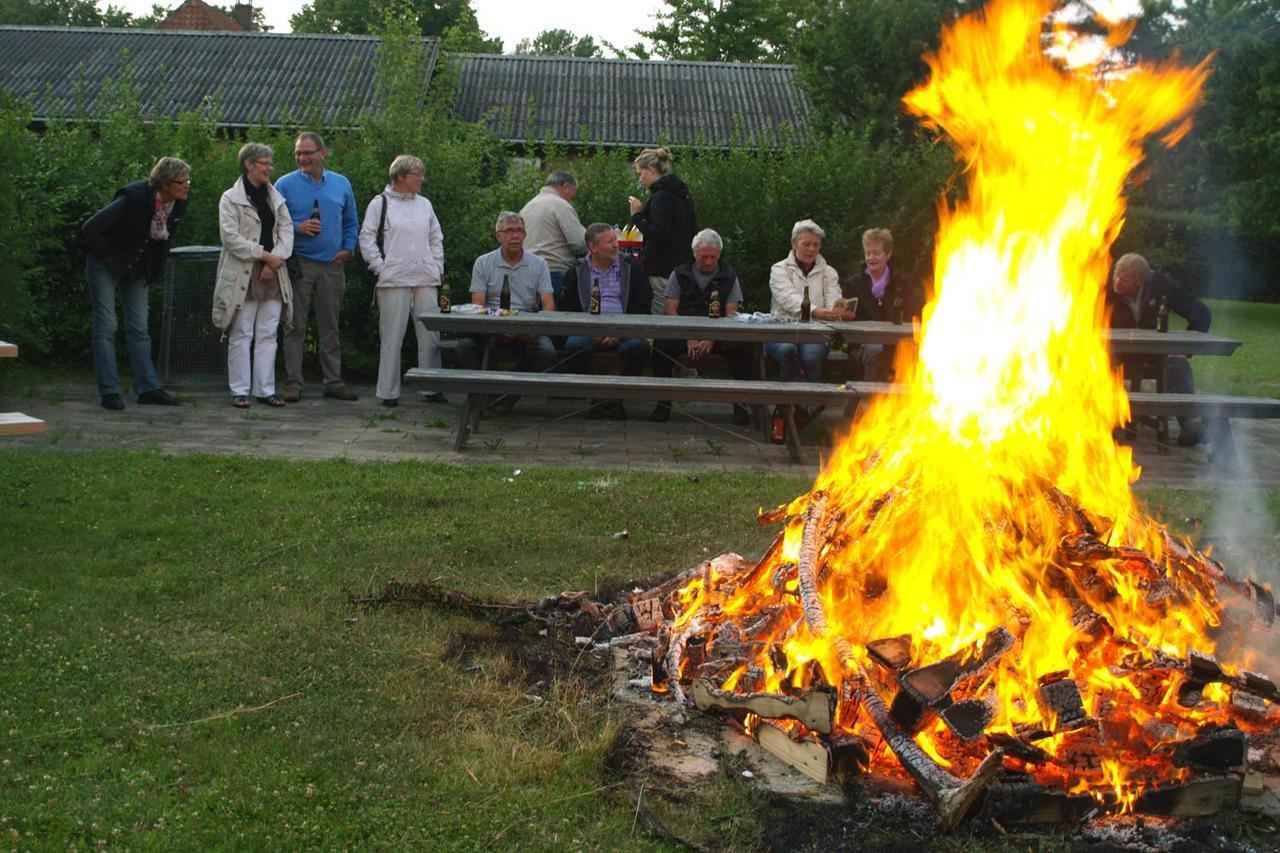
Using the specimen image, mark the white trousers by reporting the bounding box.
[227,297,283,397]
[377,286,440,401]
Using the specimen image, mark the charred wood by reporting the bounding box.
[691,679,836,733]
[899,627,1014,709]
[1172,724,1247,771]
[985,775,1095,824]
[1133,774,1243,817]
[755,718,830,784]
[1036,672,1087,731]
[986,732,1052,764]
[867,635,914,672]
[941,697,995,742]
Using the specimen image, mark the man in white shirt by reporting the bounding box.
[519,171,587,302]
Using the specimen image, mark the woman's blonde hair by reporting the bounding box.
[862,228,894,253]
[389,154,425,183]
[633,147,673,176]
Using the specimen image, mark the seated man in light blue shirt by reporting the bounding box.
[457,211,557,413]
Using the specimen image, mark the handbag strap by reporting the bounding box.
[375,192,388,252]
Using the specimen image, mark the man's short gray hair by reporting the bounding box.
[1115,253,1151,279]
[495,211,524,231]
[296,131,325,152]
[545,171,577,189]
[691,228,722,252]
[389,154,425,183]
[149,156,190,188]
[791,219,825,242]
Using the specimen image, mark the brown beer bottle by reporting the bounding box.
[800,286,811,322]
[707,284,721,319]
[309,199,320,223]
[1156,295,1169,333]
[590,278,601,315]
[438,287,451,313]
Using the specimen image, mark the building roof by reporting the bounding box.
[156,0,247,32]
[0,26,440,128]
[452,53,810,149]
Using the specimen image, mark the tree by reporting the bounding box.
[514,28,602,58]
[290,0,500,51]
[790,0,978,137]
[0,0,162,26]
[637,0,797,62]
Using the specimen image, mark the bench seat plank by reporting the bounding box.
[0,412,44,436]
[1127,392,1280,419]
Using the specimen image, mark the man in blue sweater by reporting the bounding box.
[276,132,359,402]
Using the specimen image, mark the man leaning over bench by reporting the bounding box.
[457,211,557,414]
[560,223,651,420]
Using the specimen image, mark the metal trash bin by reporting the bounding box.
[159,245,224,387]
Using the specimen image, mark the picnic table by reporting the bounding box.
[411,311,1267,467]
[0,340,44,437]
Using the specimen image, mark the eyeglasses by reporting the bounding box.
[294,149,321,157]
[171,178,191,186]
[254,159,274,167]
[497,228,526,234]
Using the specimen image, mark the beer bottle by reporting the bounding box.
[500,274,511,311]
[438,287,451,313]
[590,277,601,315]
[309,199,320,222]
[800,286,811,323]
[1156,295,1169,333]
[892,292,904,325]
[707,284,722,319]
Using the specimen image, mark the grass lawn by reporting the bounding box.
[1196,299,1280,398]
[3,450,1278,849]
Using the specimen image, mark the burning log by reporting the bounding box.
[867,635,913,672]
[940,697,996,742]
[755,719,831,784]
[986,774,1096,824]
[1036,671,1088,731]
[898,627,1015,709]
[690,679,836,734]
[859,681,1005,828]
[986,732,1052,765]
[797,493,830,636]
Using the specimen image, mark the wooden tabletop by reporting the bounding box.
[416,310,833,343]
[0,340,17,358]
[418,313,1240,356]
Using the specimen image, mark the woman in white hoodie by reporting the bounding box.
[359,155,445,407]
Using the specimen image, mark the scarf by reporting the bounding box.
[149,192,174,241]
[242,175,275,253]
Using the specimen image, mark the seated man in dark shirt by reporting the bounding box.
[1106,252,1212,446]
[560,223,651,419]
[651,228,753,425]
[840,228,921,381]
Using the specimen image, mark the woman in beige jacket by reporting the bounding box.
[766,219,852,381]
[212,143,294,408]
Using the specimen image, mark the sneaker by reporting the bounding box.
[282,386,302,403]
[607,401,627,421]
[137,388,177,406]
[649,402,672,423]
[382,398,399,409]
[101,393,125,411]
[732,404,750,427]
[323,385,359,401]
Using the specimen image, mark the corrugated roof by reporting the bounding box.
[0,26,439,128]
[452,54,810,149]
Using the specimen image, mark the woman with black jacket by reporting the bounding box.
[78,156,190,410]
[628,147,696,314]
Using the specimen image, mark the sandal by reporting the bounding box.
[232,395,251,408]
[256,395,285,408]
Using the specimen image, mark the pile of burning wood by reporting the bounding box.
[627,490,1279,827]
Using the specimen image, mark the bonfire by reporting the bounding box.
[646,0,1277,825]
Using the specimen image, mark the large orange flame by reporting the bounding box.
[663,0,1245,804]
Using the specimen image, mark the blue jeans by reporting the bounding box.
[86,257,162,397]
[550,272,567,306]
[564,335,649,376]
[765,341,828,382]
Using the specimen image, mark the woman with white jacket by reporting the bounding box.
[212,142,294,408]
[766,219,854,381]
[359,155,446,408]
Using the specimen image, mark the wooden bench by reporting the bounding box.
[407,366,1280,469]
[405,368,877,460]
[0,340,44,437]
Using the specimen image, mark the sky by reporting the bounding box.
[110,0,663,52]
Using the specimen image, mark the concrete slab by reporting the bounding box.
[3,378,1279,486]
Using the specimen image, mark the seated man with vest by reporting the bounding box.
[651,228,753,425]
[560,223,652,420]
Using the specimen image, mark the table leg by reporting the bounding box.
[751,343,769,440]
[1154,356,1170,455]
[455,393,482,451]
[783,405,803,462]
